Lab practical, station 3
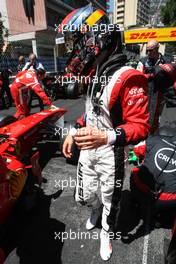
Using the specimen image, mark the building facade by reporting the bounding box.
[113,0,150,28]
[0,0,106,71]
[149,0,167,26]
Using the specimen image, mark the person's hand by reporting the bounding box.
[74,126,108,150]
[62,135,74,158]
[50,104,58,110]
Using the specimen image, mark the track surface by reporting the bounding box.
[2,96,171,264]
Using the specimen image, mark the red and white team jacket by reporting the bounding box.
[11,70,51,106]
[75,66,150,146]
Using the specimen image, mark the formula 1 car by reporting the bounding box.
[0,107,66,263]
[43,71,83,100]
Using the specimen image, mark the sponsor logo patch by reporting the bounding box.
[154,147,176,173]
[129,87,144,97]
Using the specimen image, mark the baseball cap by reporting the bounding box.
[146,40,159,50]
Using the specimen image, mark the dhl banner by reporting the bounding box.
[124,27,176,43]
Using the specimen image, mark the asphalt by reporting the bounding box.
[1,96,171,264]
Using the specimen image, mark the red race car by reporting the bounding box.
[0,107,66,263]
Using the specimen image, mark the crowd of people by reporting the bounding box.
[0,3,176,263]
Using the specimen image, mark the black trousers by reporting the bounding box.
[0,83,13,108]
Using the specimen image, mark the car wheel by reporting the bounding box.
[66,82,79,99]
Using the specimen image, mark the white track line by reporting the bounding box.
[142,206,151,264]
[142,233,150,264]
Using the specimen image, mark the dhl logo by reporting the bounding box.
[129,31,176,40]
[124,27,176,43]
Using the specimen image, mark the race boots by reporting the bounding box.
[100,229,113,261]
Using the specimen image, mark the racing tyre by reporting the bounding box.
[65,82,79,99]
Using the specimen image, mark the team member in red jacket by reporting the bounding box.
[11,68,52,119]
[61,4,150,261]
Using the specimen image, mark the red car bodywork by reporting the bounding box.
[0,108,66,227]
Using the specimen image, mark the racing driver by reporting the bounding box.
[11,68,53,119]
[62,4,150,261]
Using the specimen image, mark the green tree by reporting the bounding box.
[161,0,176,26]
[161,0,176,57]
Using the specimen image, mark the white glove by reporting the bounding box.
[50,104,58,110]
